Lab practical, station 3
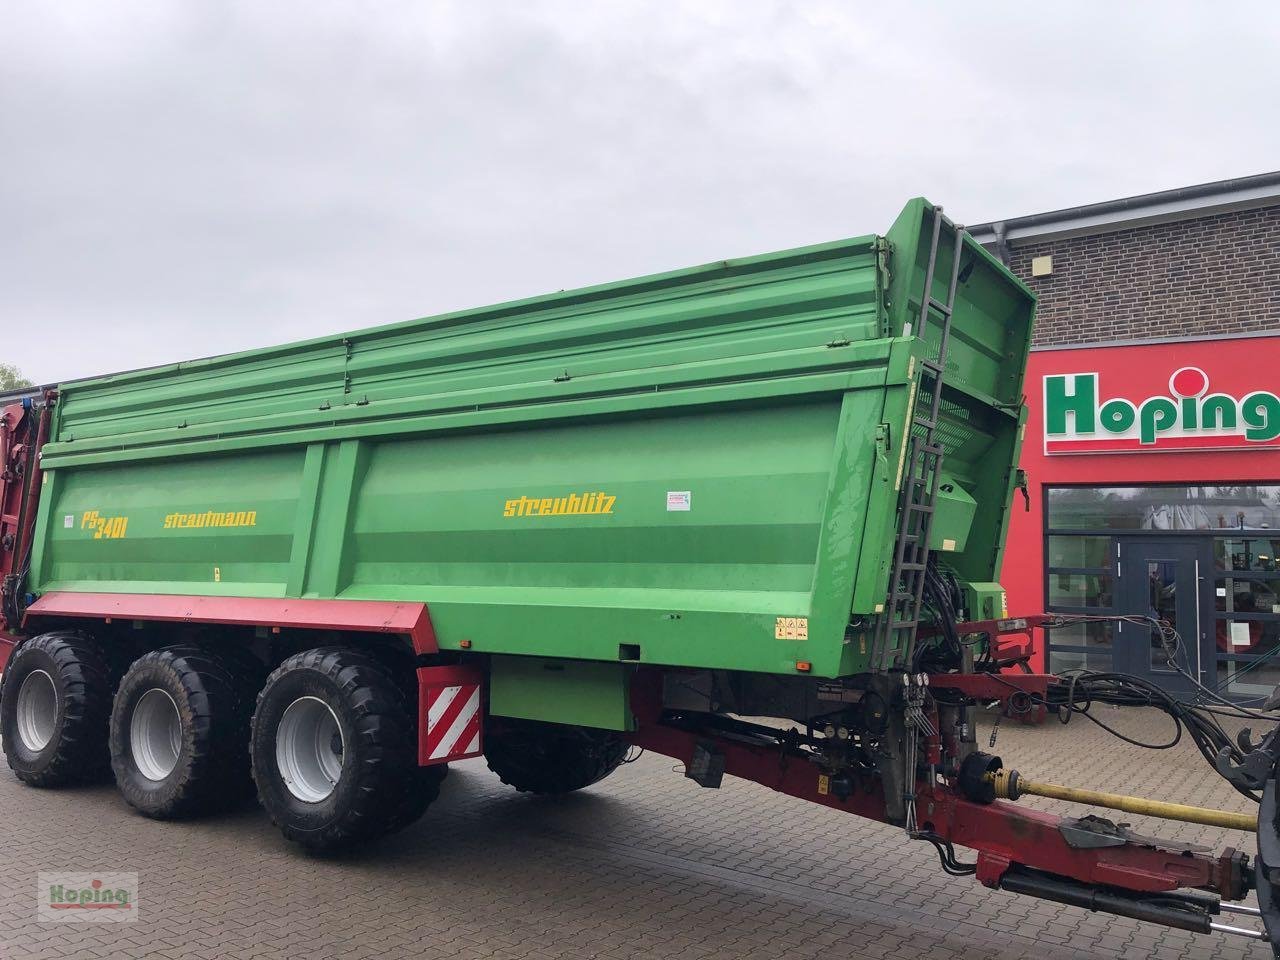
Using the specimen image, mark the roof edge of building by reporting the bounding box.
[1031,329,1280,352]
[969,171,1280,250]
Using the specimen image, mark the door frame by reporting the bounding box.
[1116,536,1214,698]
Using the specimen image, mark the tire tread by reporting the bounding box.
[1,631,112,787]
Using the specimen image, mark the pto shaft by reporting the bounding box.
[988,769,1256,832]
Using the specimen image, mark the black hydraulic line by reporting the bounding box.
[911,831,977,876]
[660,710,823,752]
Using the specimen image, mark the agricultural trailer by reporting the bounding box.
[1,198,1278,952]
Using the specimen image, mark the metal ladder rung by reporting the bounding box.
[926,297,952,317]
[920,441,945,454]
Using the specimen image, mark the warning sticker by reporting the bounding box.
[666,491,691,512]
[63,515,74,529]
[775,617,808,640]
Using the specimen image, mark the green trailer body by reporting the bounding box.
[28,198,1034,689]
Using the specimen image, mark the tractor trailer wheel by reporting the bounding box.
[0,631,113,787]
[109,645,256,818]
[485,718,628,795]
[250,647,433,851]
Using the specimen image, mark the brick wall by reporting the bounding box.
[1000,203,1280,346]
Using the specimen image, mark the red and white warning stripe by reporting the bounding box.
[419,665,483,764]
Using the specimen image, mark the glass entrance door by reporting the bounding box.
[1117,538,1213,698]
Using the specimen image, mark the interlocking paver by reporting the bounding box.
[0,706,1270,958]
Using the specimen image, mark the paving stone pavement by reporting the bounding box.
[0,706,1272,960]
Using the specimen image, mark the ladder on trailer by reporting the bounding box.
[874,206,966,671]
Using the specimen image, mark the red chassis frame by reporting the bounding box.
[626,667,1246,904]
[24,592,440,655]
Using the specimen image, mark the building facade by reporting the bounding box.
[969,173,1280,701]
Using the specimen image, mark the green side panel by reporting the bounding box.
[29,198,1035,681]
[340,395,887,677]
[42,233,888,466]
[489,655,634,731]
[37,450,304,597]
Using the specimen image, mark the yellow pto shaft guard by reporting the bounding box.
[987,768,1256,833]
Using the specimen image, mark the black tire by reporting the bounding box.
[250,647,426,851]
[351,640,448,833]
[109,645,254,818]
[1,631,112,787]
[207,641,269,746]
[385,763,449,835]
[485,718,628,795]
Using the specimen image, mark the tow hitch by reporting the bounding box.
[964,756,1280,949]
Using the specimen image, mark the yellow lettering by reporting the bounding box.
[501,492,618,518]
[155,508,258,530]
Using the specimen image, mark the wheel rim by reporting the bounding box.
[15,669,57,752]
[130,688,183,781]
[276,696,344,803]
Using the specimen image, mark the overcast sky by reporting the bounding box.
[3,2,1277,384]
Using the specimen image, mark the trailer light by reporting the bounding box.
[460,639,472,649]
[796,660,811,673]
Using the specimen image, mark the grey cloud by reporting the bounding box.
[2,1,1277,382]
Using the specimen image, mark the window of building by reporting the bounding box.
[1046,485,1280,532]
[1044,484,1280,700]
